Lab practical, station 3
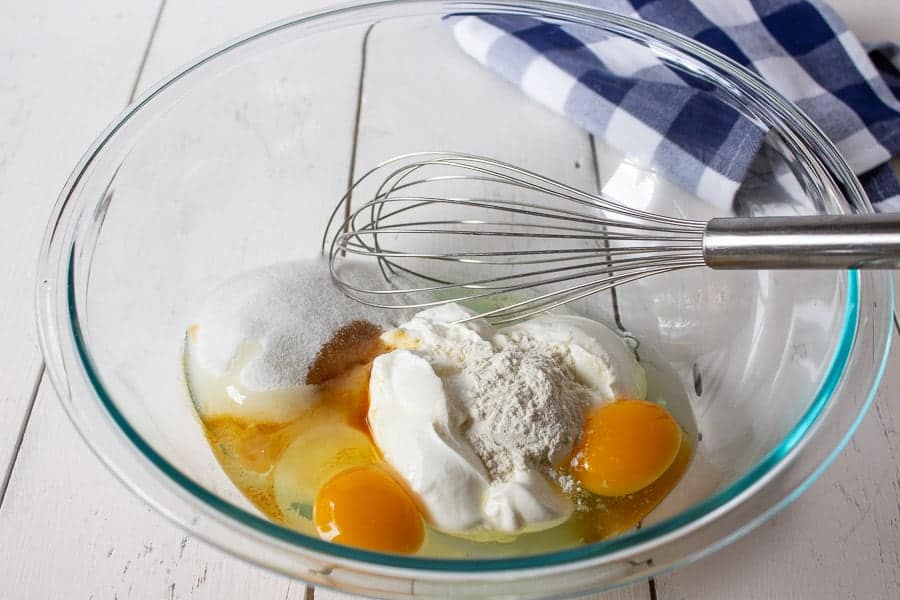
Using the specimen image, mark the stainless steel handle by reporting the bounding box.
[703,214,900,269]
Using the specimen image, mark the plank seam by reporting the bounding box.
[1,0,170,512]
[128,0,168,103]
[342,23,376,227]
[648,576,658,600]
[0,364,44,509]
[588,135,625,332]
[310,21,374,600]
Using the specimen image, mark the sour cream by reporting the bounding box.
[368,304,645,535]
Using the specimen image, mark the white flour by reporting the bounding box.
[457,344,589,481]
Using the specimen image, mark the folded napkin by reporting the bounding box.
[449,0,900,211]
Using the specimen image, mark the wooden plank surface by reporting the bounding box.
[321,15,640,600]
[314,583,647,600]
[335,23,631,600]
[351,16,618,322]
[0,0,163,505]
[655,332,900,599]
[135,0,344,91]
[0,1,357,599]
[2,0,899,599]
[0,381,307,599]
[651,3,900,597]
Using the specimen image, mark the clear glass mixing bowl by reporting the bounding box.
[37,1,893,597]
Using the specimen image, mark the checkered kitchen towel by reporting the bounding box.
[449,0,900,211]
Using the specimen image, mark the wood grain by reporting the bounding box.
[351,17,617,322]
[0,1,359,599]
[313,581,649,600]
[652,5,900,599]
[0,381,305,599]
[3,0,899,599]
[334,16,641,600]
[655,334,900,599]
[134,0,344,95]
[0,0,163,499]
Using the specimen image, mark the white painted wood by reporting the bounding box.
[655,337,900,599]
[352,19,600,180]
[0,0,162,495]
[3,0,899,599]
[337,16,640,600]
[67,0,366,512]
[652,3,900,599]
[351,16,618,324]
[313,582,649,600]
[826,0,900,44]
[0,1,362,599]
[134,0,347,96]
[0,381,305,599]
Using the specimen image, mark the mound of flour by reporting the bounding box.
[461,347,588,480]
[188,258,404,391]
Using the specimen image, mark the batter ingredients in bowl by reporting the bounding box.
[184,258,695,557]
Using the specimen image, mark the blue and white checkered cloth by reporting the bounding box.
[449,0,900,212]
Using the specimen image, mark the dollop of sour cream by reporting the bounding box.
[368,303,646,536]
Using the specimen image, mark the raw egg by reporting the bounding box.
[571,399,682,496]
[273,423,379,526]
[314,465,425,554]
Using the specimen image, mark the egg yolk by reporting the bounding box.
[273,422,379,526]
[313,465,424,554]
[571,399,682,497]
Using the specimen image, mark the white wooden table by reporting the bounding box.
[2,1,899,598]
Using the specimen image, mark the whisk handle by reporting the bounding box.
[703,214,900,269]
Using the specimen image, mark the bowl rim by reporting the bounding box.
[36,0,893,581]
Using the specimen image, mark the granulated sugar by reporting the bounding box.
[188,258,406,391]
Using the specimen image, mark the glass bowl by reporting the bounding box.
[37,1,893,597]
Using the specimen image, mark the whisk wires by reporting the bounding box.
[322,152,706,323]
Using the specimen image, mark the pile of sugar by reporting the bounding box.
[189,258,406,391]
[458,344,589,481]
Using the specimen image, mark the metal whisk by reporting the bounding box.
[322,152,900,324]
